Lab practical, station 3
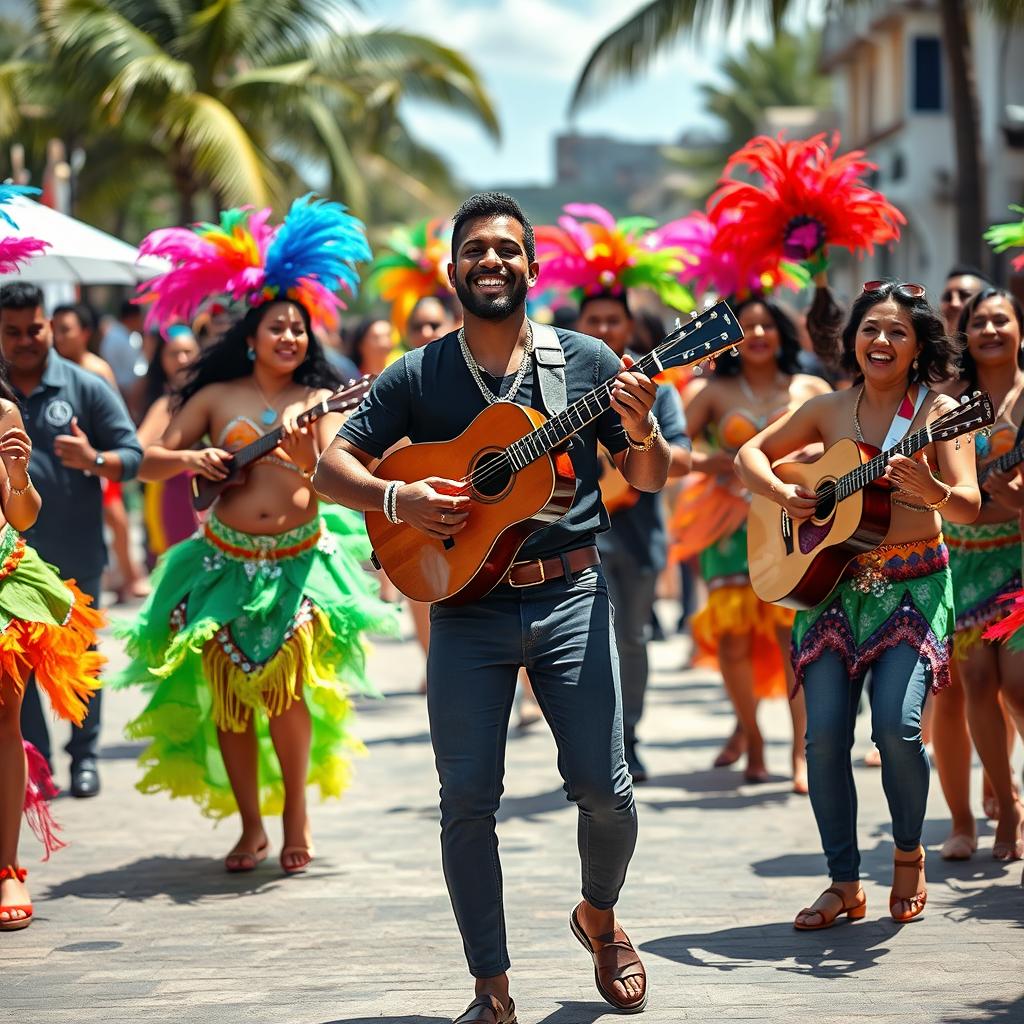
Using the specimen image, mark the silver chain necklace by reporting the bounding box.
[458,321,534,405]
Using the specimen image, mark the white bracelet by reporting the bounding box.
[383,480,404,524]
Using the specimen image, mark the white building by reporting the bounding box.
[821,0,1024,295]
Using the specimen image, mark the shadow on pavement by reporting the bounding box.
[42,855,297,904]
[641,918,891,978]
[97,741,147,760]
[533,1000,615,1024]
[942,992,1024,1023]
[320,1018,447,1024]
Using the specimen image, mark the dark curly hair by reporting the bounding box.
[840,281,961,384]
[451,192,536,263]
[956,287,1024,387]
[173,301,340,410]
[715,297,802,377]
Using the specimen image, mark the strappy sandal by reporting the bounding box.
[452,993,517,1024]
[793,885,866,931]
[224,841,270,874]
[570,902,648,1014]
[890,850,927,922]
[0,866,32,932]
[280,846,314,875]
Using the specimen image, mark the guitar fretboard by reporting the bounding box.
[834,425,932,500]
[980,444,1024,482]
[233,404,323,470]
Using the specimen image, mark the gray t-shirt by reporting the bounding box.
[339,327,629,561]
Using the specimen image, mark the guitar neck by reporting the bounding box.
[834,424,933,500]
[980,443,1024,483]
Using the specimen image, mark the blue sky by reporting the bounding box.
[363,0,795,187]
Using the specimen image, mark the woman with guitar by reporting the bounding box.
[115,198,393,875]
[737,281,980,928]
[683,298,829,790]
[942,288,1024,862]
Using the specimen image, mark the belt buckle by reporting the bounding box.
[508,558,545,588]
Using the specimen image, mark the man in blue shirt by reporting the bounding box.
[0,282,143,797]
[578,295,692,783]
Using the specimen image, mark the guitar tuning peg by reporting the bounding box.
[730,346,740,357]
[674,317,682,330]
[692,363,703,376]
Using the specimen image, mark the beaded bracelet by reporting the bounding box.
[383,480,404,524]
[8,475,32,496]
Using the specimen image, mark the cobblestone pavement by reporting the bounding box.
[3,605,1022,1024]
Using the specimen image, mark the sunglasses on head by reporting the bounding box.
[941,287,973,304]
[862,279,926,298]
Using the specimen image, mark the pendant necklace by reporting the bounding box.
[252,376,284,426]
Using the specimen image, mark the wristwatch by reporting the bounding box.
[93,452,106,469]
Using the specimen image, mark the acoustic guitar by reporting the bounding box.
[747,392,994,610]
[978,421,1024,504]
[192,376,374,511]
[367,301,744,605]
[599,449,641,516]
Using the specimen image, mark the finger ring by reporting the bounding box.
[440,513,446,523]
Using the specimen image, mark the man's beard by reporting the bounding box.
[455,272,528,321]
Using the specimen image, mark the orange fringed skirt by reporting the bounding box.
[0,527,103,723]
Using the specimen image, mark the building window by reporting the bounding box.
[913,36,943,111]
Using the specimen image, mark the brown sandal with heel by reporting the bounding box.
[890,850,927,922]
[452,994,517,1024]
[793,885,866,930]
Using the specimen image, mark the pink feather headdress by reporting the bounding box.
[0,184,50,274]
[137,194,371,331]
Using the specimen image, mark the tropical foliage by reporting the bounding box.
[0,0,499,236]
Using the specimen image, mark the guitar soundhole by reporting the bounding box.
[470,449,514,502]
[814,482,838,522]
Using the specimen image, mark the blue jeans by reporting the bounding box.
[428,563,637,978]
[20,573,103,769]
[803,643,931,882]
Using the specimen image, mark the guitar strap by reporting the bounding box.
[882,385,929,450]
[530,321,568,416]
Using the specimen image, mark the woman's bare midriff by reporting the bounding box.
[212,462,320,536]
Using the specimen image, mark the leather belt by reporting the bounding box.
[507,545,600,588]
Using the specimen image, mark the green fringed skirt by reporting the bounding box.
[112,508,396,818]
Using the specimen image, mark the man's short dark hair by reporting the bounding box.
[53,302,96,333]
[579,291,632,319]
[451,192,535,263]
[0,281,45,313]
[945,263,990,284]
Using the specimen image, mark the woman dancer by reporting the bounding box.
[137,325,202,562]
[941,288,1024,861]
[683,298,829,789]
[0,370,104,929]
[737,281,979,927]
[115,197,393,874]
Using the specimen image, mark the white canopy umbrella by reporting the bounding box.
[0,194,163,285]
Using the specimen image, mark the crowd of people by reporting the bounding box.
[0,177,1022,1024]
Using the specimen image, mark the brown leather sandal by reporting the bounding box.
[793,885,866,931]
[890,850,927,922]
[570,902,648,1014]
[452,994,517,1024]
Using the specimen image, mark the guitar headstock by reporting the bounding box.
[931,390,995,442]
[326,374,375,414]
[651,300,744,374]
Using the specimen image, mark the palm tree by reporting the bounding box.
[665,30,830,201]
[1,0,499,228]
[570,0,1023,270]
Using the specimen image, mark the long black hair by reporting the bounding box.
[345,316,392,372]
[840,281,961,384]
[173,301,340,410]
[956,287,1024,387]
[715,297,802,376]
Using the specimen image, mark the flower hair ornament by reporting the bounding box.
[985,205,1024,271]
[708,133,905,285]
[535,203,695,312]
[137,194,371,331]
[366,218,453,337]
[0,184,50,274]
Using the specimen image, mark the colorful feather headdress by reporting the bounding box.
[137,194,371,331]
[985,205,1024,271]
[366,218,453,337]
[648,209,807,301]
[708,133,905,286]
[535,203,695,312]
[0,184,50,274]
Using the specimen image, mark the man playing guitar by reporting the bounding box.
[314,193,669,1024]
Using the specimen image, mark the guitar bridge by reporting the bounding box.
[780,510,794,556]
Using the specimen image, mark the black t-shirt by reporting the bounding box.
[597,384,690,572]
[338,327,629,560]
